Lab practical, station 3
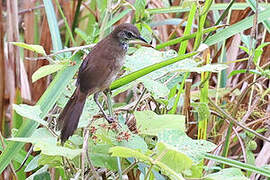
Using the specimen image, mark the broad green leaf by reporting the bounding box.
[78,95,100,128]
[110,146,185,180]
[11,42,46,55]
[125,47,178,79]
[8,128,81,160]
[89,144,118,170]
[239,46,249,54]
[158,129,216,163]
[141,78,169,98]
[134,111,185,136]
[117,134,148,153]
[204,168,248,180]
[38,154,62,168]
[155,142,193,173]
[109,146,150,162]
[32,64,65,82]
[12,104,47,126]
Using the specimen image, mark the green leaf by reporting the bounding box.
[155,142,193,173]
[178,63,228,73]
[12,104,47,126]
[32,64,66,83]
[204,168,249,180]
[89,144,118,170]
[25,154,40,172]
[38,154,62,168]
[205,153,270,177]
[111,47,198,90]
[192,102,211,121]
[239,46,249,54]
[11,42,46,55]
[228,69,247,78]
[43,0,62,52]
[141,78,169,98]
[158,129,216,163]
[134,0,146,21]
[8,128,82,159]
[125,47,178,79]
[134,111,185,136]
[117,134,148,153]
[205,7,270,46]
[25,165,49,180]
[110,146,186,180]
[109,146,150,162]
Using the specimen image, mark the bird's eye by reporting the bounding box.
[126,31,133,38]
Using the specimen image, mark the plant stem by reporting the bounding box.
[144,164,153,180]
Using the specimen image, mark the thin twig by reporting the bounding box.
[132,88,147,111]
[83,124,101,180]
[18,4,45,15]
[144,164,154,180]
[16,145,34,172]
[115,161,138,179]
[231,122,247,163]
[208,98,270,143]
[25,44,95,61]
[226,61,270,96]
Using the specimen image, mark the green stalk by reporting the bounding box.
[55,0,76,46]
[205,153,270,177]
[194,0,213,50]
[156,25,224,50]
[71,0,82,35]
[110,52,198,90]
[178,3,196,54]
[168,3,196,115]
[219,9,232,168]
[168,72,189,114]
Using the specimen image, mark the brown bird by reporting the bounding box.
[58,23,147,143]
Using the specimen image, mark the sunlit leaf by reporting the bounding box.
[11,42,46,55]
[155,142,193,173]
[135,111,185,136]
[32,64,66,82]
[158,129,216,163]
[13,104,47,126]
[204,168,249,180]
[8,128,81,159]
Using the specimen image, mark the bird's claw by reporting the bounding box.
[105,115,115,123]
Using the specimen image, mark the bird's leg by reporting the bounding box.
[94,92,114,123]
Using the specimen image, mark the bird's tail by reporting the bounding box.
[58,88,87,144]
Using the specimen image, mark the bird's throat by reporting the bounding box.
[120,41,128,51]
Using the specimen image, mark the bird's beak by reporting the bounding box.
[137,36,148,43]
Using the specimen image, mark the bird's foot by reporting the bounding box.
[104,115,115,123]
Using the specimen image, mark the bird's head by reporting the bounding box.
[112,23,147,44]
